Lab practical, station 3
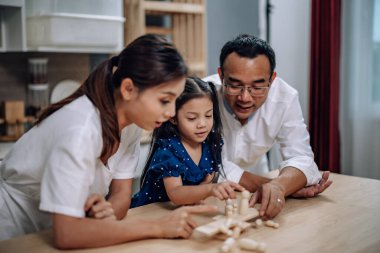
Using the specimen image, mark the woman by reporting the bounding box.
[0,34,216,248]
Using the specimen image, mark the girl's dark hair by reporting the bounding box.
[140,76,225,187]
[35,34,188,161]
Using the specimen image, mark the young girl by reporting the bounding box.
[131,77,245,208]
[0,35,216,248]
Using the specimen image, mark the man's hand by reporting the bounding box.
[291,171,333,198]
[248,181,285,219]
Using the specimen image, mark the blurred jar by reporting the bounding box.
[27,58,49,117]
[27,84,49,116]
[0,118,5,136]
[28,58,48,84]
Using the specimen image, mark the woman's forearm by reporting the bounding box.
[53,214,162,249]
[107,179,133,219]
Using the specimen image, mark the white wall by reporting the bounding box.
[269,0,311,121]
[260,0,311,169]
[206,0,259,75]
[206,0,311,117]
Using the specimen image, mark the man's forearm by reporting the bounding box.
[238,167,307,196]
[238,171,271,192]
[272,167,307,196]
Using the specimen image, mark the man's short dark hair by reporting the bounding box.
[219,34,276,76]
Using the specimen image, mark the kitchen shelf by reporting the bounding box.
[26,13,125,53]
[144,1,204,14]
[124,0,207,77]
[1,0,125,53]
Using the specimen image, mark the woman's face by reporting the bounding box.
[125,77,186,130]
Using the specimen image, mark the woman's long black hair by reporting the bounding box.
[140,76,226,187]
[35,34,187,162]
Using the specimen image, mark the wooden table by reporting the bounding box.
[1,172,380,253]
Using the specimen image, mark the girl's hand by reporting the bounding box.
[211,181,245,200]
[156,205,218,239]
[84,194,116,220]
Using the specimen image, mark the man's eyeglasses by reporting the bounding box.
[223,81,271,97]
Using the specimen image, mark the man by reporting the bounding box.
[204,34,332,219]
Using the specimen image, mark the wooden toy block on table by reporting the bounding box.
[193,190,259,238]
[192,190,280,252]
[193,207,259,238]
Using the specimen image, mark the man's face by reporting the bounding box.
[218,52,276,125]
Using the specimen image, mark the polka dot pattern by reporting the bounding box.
[130,136,222,208]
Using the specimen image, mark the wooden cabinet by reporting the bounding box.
[124,0,207,77]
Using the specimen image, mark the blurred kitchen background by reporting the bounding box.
[0,0,379,189]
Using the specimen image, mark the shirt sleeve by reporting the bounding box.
[202,74,222,85]
[277,95,321,186]
[218,148,244,183]
[111,125,142,179]
[39,125,101,218]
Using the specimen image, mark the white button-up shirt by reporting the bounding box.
[204,74,321,186]
[0,96,141,239]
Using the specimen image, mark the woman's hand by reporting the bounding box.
[84,194,116,220]
[211,181,245,200]
[155,205,218,239]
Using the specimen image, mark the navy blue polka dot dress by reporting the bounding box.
[131,136,221,208]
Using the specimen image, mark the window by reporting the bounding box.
[373,0,380,102]
[340,0,380,180]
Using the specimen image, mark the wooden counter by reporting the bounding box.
[1,172,379,253]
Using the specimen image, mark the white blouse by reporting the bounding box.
[204,74,321,186]
[0,96,141,239]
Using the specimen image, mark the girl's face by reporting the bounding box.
[123,77,186,131]
[175,96,214,147]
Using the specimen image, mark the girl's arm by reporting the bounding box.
[52,205,217,249]
[163,176,245,205]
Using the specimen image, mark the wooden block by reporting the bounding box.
[3,101,25,124]
[193,208,259,238]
